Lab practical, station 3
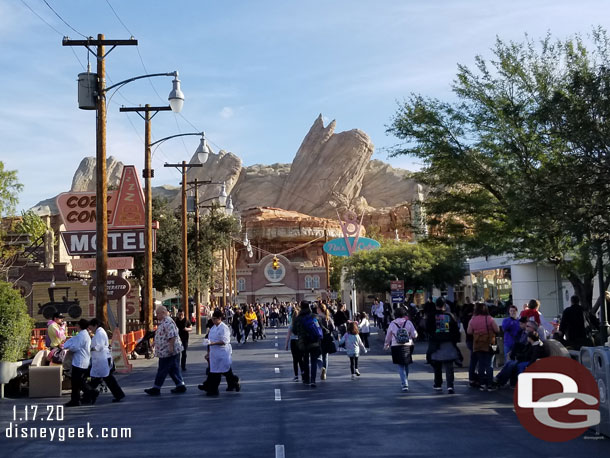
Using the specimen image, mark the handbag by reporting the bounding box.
[473,317,497,352]
[321,333,337,354]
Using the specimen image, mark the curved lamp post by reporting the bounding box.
[63,34,184,328]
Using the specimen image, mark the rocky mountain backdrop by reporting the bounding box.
[32,115,422,238]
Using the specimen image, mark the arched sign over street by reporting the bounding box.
[323,237,380,257]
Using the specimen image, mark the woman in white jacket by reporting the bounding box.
[87,318,125,403]
[198,310,241,396]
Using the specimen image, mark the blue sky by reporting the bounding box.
[1,0,609,212]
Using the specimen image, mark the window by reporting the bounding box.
[313,276,320,289]
[264,261,286,283]
[237,278,246,292]
[304,276,312,289]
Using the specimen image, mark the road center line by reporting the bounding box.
[275,389,282,401]
[275,367,280,374]
[274,353,279,358]
[275,444,285,458]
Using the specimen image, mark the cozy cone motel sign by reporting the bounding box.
[58,165,156,256]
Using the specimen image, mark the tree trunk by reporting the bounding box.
[567,271,594,311]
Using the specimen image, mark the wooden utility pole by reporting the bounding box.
[63,35,137,328]
[164,161,203,320]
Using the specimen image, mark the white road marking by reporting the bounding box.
[274,353,279,358]
[275,342,278,347]
[275,367,280,374]
[275,336,278,339]
[275,444,285,458]
[275,389,282,401]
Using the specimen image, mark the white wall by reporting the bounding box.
[511,263,562,319]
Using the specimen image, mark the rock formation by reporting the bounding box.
[273,115,374,217]
[71,156,124,192]
[32,115,421,238]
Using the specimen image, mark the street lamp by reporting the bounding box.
[186,178,227,334]
[164,155,216,323]
[63,34,186,328]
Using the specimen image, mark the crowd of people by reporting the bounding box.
[46,289,601,406]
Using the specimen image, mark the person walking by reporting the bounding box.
[86,318,125,403]
[339,321,367,380]
[427,298,461,394]
[358,312,371,350]
[384,307,417,391]
[63,319,96,407]
[285,304,305,382]
[467,302,500,392]
[145,306,186,396]
[174,309,192,372]
[294,301,322,388]
[232,307,244,345]
[316,303,336,380]
[334,303,349,338]
[558,295,596,349]
[244,305,258,342]
[198,310,240,396]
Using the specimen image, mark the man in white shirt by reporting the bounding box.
[63,318,95,407]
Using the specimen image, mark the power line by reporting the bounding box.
[104,0,134,36]
[20,0,62,36]
[41,0,87,38]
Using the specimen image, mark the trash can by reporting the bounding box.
[593,347,610,438]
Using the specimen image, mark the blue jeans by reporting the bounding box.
[317,351,329,371]
[467,340,480,382]
[397,364,409,386]
[475,351,493,386]
[154,354,185,388]
[302,347,321,383]
[495,360,530,386]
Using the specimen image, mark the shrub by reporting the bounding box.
[0,281,33,361]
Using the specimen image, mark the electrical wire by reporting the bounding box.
[20,0,63,35]
[41,0,87,38]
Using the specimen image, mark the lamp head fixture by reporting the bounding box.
[168,71,184,113]
[195,133,211,164]
[218,182,228,207]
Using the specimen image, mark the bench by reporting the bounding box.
[29,350,63,398]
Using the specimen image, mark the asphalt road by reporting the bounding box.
[0,325,608,458]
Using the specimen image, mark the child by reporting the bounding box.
[358,312,371,350]
[339,321,367,379]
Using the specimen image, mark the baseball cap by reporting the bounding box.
[52,312,65,319]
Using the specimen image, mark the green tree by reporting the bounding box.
[0,162,22,218]
[15,210,47,241]
[132,199,240,296]
[0,280,34,361]
[386,30,610,310]
[188,207,240,298]
[0,162,23,279]
[344,240,466,295]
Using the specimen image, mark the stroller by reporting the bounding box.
[131,330,156,360]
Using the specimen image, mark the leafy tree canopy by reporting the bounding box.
[386,28,610,308]
[344,240,466,294]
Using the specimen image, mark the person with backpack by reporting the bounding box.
[427,298,461,394]
[294,301,323,388]
[339,321,367,379]
[384,307,418,391]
